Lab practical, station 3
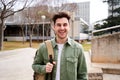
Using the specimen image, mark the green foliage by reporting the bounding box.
[103,0,120,27]
[93,0,120,36]
[106,16,120,26]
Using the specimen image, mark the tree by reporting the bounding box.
[0,0,78,49]
[103,0,120,26]
[94,0,120,32]
[103,0,119,17]
[0,0,32,50]
[35,0,77,14]
[21,2,50,47]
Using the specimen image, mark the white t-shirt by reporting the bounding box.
[55,44,64,80]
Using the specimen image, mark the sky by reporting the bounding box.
[74,0,108,24]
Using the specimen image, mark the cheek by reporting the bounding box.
[67,27,70,31]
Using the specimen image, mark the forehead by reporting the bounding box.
[55,17,69,24]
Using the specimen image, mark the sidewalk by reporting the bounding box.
[0,48,36,80]
[0,48,120,80]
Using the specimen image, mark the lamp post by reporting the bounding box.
[41,15,46,42]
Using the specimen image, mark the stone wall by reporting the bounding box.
[91,32,120,63]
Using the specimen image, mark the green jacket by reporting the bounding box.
[32,38,87,80]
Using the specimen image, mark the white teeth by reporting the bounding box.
[60,30,65,32]
[60,32,64,34]
[59,31,64,33]
[59,31,64,35]
[58,30,66,34]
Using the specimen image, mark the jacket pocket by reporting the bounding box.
[66,57,77,80]
[66,57,77,72]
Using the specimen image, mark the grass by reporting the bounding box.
[2,41,91,51]
[82,42,91,51]
[3,41,40,50]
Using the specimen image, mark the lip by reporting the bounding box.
[59,30,65,34]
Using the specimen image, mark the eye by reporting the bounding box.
[63,23,67,27]
[56,23,61,27]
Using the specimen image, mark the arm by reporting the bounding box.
[77,45,88,80]
[32,44,46,74]
[32,44,54,74]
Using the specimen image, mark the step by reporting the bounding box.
[103,74,120,80]
[84,52,103,80]
[92,63,120,75]
[88,67,103,80]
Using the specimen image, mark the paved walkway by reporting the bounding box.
[0,48,120,80]
[0,48,36,80]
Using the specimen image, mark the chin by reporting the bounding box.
[57,34,67,39]
[60,36,67,39]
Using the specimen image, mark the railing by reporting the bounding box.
[92,25,120,36]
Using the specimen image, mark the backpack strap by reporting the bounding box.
[45,40,54,80]
[45,40,54,60]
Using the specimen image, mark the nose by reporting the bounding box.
[60,25,64,30]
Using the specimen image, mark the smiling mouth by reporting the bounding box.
[59,31,65,35]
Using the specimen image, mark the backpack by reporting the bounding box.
[33,40,54,80]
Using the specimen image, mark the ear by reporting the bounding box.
[51,25,56,35]
[51,22,55,31]
[51,25,55,31]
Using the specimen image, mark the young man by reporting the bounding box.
[32,11,87,80]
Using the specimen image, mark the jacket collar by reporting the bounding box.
[51,37,74,48]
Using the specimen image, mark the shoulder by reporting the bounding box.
[71,40,84,53]
[70,40,85,57]
[37,42,47,52]
[38,39,54,50]
[71,40,83,49]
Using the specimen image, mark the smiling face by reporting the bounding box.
[53,17,70,43]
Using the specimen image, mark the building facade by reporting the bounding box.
[4,1,90,41]
[73,2,90,40]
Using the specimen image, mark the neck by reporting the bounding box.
[56,37,67,44]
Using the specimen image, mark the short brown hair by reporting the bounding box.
[52,11,71,24]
